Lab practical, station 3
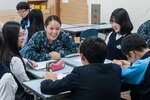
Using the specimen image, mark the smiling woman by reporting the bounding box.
[22,15,78,62]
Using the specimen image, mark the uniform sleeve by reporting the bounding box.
[40,68,79,94]
[105,32,112,45]
[59,31,78,57]
[0,73,18,100]
[24,31,51,61]
[137,21,150,40]
[121,58,150,85]
[10,57,30,83]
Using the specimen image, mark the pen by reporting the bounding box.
[27,59,32,65]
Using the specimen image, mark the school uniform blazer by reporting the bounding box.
[41,63,121,100]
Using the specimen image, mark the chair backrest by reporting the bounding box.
[80,28,99,41]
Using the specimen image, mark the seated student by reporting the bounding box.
[20,9,45,47]
[112,34,150,100]
[40,37,121,100]
[16,1,30,30]
[16,1,30,46]
[23,15,78,62]
[0,62,18,100]
[0,32,18,100]
[0,21,34,100]
[137,20,150,48]
[105,8,133,60]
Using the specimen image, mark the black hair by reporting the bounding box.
[16,2,30,10]
[80,36,107,63]
[121,34,147,56]
[45,15,61,27]
[0,32,4,48]
[0,32,4,58]
[110,8,133,35]
[1,21,24,65]
[28,9,44,40]
[28,9,44,29]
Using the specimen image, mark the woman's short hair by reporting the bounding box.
[110,8,133,35]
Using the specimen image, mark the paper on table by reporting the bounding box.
[73,58,81,63]
[34,60,57,70]
[57,73,67,80]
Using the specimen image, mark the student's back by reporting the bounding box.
[69,63,121,100]
[41,37,121,100]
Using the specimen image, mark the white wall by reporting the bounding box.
[88,0,150,32]
[0,0,23,10]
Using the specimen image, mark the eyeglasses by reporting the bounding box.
[17,10,27,14]
[19,31,27,37]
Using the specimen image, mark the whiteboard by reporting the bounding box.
[0,0,22,10]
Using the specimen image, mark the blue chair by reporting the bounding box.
[80,28,99,41]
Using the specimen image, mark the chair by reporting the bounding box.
[80,28,99,42]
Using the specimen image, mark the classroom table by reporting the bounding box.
[62,55,112,67]
[62,23,112,38]
[61,24,78,29]
[62,56,82,67]
[26,64,73,79]
[22,79,70,100]
[61,23,99,29]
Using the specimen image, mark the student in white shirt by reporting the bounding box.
[0,32,17,100]
[0,73,17,100]
[0,21,34,100]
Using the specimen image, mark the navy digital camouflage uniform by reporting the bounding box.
[137,20,150,47]
[23,30,78,61]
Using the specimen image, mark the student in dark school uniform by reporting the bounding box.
[105,8,133,60]
[40,36,121,100]
[113,34,150,100]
